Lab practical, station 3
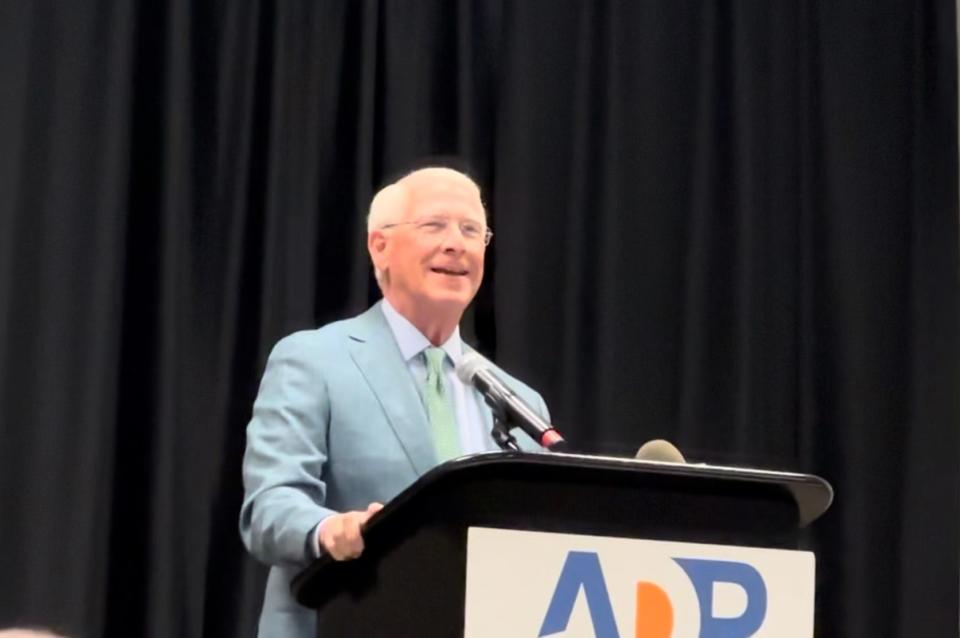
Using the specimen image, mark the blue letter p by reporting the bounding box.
[674,558,767,637]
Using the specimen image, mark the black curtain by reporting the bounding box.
[1,1,957,636]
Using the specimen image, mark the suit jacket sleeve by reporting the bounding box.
[239,332,336,566]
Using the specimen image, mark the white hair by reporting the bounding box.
[366,166,483,231]
[367,182,410,233]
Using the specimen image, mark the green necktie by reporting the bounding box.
[422,347,462,462]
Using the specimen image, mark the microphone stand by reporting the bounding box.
[488,401,521,452]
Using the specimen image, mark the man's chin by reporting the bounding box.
[422,291,477,314]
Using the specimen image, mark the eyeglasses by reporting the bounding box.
[380,216,494,246]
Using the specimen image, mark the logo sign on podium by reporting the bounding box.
[464,527,815,638]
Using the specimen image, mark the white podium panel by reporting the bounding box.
[464,527,815,638]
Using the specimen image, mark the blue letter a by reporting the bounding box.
[539,551,620,638]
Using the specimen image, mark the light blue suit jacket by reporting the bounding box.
[239,302,549,638]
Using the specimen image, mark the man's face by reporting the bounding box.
[372,172,487,318]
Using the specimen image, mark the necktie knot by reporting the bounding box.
[423,346,447,375]
[423,347,449,396]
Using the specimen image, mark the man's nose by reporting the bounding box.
[440,224,467,251]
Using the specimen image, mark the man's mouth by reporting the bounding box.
[430,266,469,276]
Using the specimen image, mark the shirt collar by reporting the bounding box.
[380,298,463,365]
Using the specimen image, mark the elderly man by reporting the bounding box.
[239,166,549,637]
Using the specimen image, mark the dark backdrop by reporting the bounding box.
[1,1,957,637]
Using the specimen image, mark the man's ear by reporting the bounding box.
[368,231,389,273]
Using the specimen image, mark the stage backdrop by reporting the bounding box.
[1,1,957,637]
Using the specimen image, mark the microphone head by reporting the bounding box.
[455,351,489,384]
[635,439,686,463]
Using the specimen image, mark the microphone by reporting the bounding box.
[635,439,686,463]
[456,352,566,451]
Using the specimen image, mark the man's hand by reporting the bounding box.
[318,502,384,560]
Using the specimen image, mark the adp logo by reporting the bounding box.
[538,551,767,638]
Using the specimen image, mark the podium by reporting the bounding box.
[292,451,832,637]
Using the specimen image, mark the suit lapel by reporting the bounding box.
[346,303,438,475]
